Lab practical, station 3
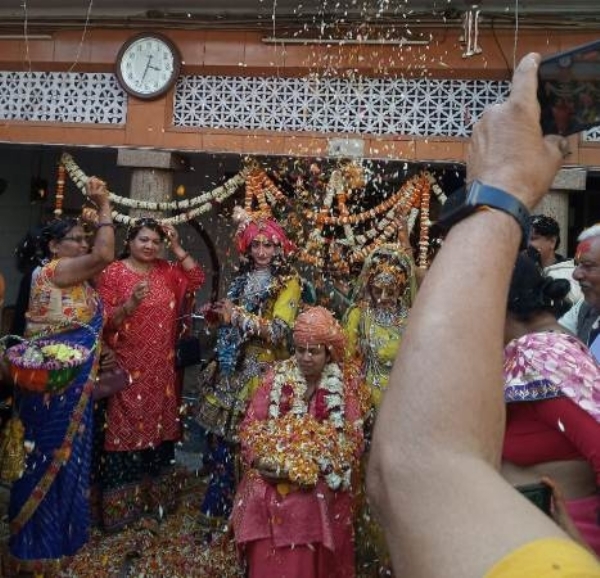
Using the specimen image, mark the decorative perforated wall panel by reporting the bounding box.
[0,71,126,123]
[1,70,599,143]
[174,75,514,137]
[584,127,600,142]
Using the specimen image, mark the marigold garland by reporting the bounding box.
[418,178,431,269]
[54,163,66,217]
[298,171,444,272]
[59,151,447,273]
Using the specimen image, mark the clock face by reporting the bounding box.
[116,33,181,100]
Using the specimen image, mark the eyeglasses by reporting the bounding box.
[61,235,89,244]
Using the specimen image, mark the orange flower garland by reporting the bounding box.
[243,164,288,217]
[54,163,66,217]
[418,178,431,268]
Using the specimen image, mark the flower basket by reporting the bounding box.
[1,322,97,395]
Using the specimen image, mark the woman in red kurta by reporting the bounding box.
[232,306,364,578]
[96,218,204,531]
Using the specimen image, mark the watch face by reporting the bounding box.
[116,34,181,99]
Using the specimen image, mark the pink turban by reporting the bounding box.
[293,306,346,363]
[236,218,295,256]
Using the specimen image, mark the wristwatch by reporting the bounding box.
[435,180,530,249]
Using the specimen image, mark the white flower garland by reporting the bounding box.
[60,152,247,225]
[268,358,350,489]
[269,359,344,421]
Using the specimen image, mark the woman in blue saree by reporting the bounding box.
[7,177,114,576]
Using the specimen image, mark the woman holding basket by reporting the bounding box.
[6,177,114,576]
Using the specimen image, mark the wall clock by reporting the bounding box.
[115,33,182,100]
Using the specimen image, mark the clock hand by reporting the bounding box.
[141,55,153,81]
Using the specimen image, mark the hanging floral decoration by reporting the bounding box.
[59,152,447,273]
[60,153,248,226]
[294,164,445,272]
[54,163,66,217]
[240,159,446,272]
[242,160,289,219]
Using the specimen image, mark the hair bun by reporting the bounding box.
[542,277,571,301]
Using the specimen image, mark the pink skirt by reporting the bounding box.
[565,494,600,556]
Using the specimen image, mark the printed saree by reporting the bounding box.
[8,305,101,574]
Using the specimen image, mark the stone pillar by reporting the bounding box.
[531,168,587,256]
[128,169,172,219]
[116,149,189,219]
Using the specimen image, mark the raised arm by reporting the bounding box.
[53,177,114,287]
[367,53,573,578]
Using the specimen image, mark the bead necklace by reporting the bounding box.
[370,305,407,327]
[362,305,408,390]
[240,269,273,313]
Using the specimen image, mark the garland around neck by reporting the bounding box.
[267,358,351,489]
[268,359,344,422]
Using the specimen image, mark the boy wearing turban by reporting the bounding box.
[232,306,363,578]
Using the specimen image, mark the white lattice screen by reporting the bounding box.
[0,70,599,143]
[0,71,126,123]
[173,75,514,137]
[583,126,600,141]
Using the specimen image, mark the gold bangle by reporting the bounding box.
[176,252,189,262]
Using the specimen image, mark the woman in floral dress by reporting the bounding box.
[8,178,114,575]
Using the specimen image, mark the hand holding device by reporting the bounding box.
[538,39,600,136]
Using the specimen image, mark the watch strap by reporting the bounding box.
[436,180,530,249]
